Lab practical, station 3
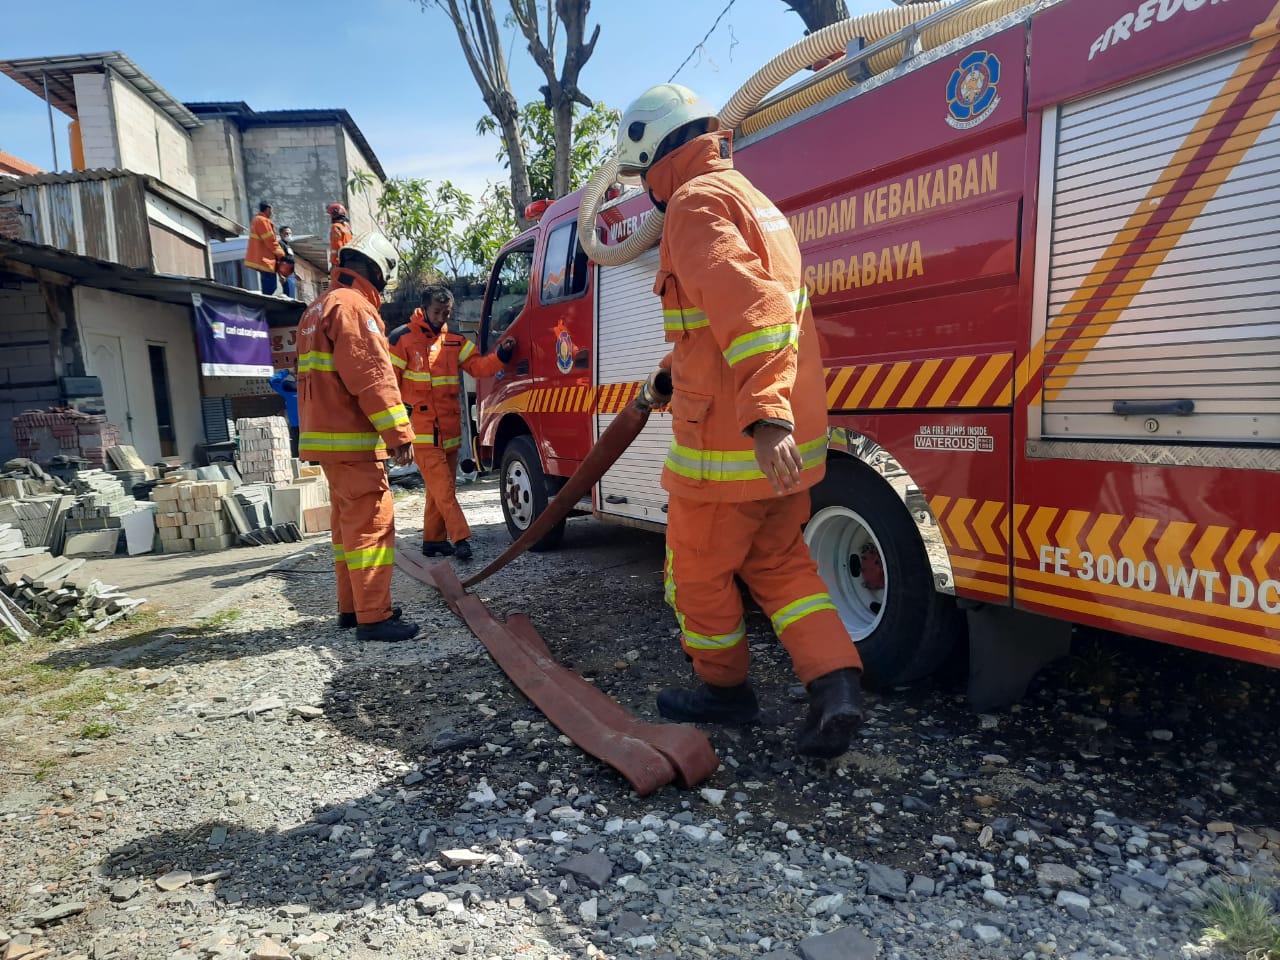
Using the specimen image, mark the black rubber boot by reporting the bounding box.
[422,540,454,557]
[795,668,865,758]
[356,616,420,642]
[656,681,759,725]
[338,607,401,630]
[452,538,473,561]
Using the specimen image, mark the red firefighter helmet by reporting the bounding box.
[326,202,348,220]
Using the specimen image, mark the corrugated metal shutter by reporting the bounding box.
[1040,42,1280,444]
[595,247,670,525]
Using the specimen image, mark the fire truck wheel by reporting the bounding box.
[806,457,962,689]
[499,434,566,552]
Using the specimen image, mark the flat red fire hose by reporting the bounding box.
[397,553,718,795]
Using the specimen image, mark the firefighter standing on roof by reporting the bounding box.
[245,200,286,297]
[328,202,353,271]
[618,83,865,759]
[296,231,420,643]
[389,285,514,561]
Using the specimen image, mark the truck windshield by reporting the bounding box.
[482,245,534,348]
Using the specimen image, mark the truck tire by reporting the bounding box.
[499,435,566,552]
[805,457,963,688]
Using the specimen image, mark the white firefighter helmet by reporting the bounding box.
[339,231,400,289]
[615,83,719,177]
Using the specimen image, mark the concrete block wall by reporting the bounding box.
[341,129,383,236]
[191,118,248,228]
[242,124,342,240]
[110,74,197,196]
[73,72,119,170]
[0,283,61,463]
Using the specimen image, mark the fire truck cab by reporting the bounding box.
[474,0,1280,704]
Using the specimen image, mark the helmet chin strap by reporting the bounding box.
[646,189,667,213]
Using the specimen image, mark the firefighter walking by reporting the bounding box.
[618,83,865,758]
[296,232,420,642]
[388,285,514,561]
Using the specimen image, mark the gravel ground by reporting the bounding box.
[1,477,1277,960]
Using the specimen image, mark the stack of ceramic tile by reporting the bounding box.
[234,417,292,483]
[150,478,236,553]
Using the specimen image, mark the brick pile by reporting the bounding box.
[12,409,121,467]
[151,479,236,553]
[235,417,292,484]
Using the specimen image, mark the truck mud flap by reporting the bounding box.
[397,551,719,796]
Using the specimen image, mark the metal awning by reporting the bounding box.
[0,52,201,130]
[0,237,303,318]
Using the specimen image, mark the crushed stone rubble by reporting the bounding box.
[0,483,1277,960]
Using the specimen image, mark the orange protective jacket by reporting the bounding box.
[245,212,284,273]
[296,268,414,462]
[330,220,354,270]
[388,311,504,448]
[648,131,828,503]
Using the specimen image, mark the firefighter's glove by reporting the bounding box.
[636,367,673,412]
[496,337,516,363]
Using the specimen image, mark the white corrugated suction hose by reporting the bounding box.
[580,0,1018,266]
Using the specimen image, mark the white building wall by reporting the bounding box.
[72,72,119,169]
[74,287,203,463]
[341,129,383,236]
[190,117,248,228]
[109,74,198,196]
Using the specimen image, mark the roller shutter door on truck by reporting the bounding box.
[595,246,671,525]
[1038,41,1280,444]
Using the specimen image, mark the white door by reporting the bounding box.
[85,332,134,444]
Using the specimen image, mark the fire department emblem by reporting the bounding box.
[555,329,574,374]
[945,50,1001,130]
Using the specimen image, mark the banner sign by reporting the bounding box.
[193,294,273,377]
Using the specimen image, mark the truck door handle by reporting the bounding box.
[574,349,590,369]
[515,359,530,376]
[605,494,628,504]
[1112,399,1195,417]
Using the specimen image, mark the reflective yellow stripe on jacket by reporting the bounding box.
[300,431,386,452]
[723,323,799,368]
[665,435,826,483]
[298,351,336,373]
[390,354,407,370]
[663,306,709,333]
[368,406,410,432]
[458,341,477,362]
[403,370,431,383]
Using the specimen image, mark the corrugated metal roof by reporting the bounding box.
[0,168,241,236]
[0,52,201,129]
[186,102,386,181]
[0,236,304,317]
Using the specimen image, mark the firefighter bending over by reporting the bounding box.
[296,232,420,642]
[388,285,514,561]
[619,83,865,758]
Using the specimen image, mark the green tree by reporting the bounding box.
[478,100,620,201]
[349,172,516,286]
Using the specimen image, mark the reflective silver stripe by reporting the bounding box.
[771,593,837,633]
[664,546,745,651]
[723,323,798,367]
[665,436,826,482]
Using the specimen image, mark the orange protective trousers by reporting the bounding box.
[664,491,862,687]
[324,460,396,624]
[415,446,469,542]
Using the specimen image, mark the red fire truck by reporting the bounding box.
[471,0,1280,700]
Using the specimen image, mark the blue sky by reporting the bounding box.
[0,0,881,196]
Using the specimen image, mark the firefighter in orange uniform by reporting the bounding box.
[618,84,865,758]
[296,232,420,642]
[245,201,286,297]
[328,202,354,271]
[388,284,514,561]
